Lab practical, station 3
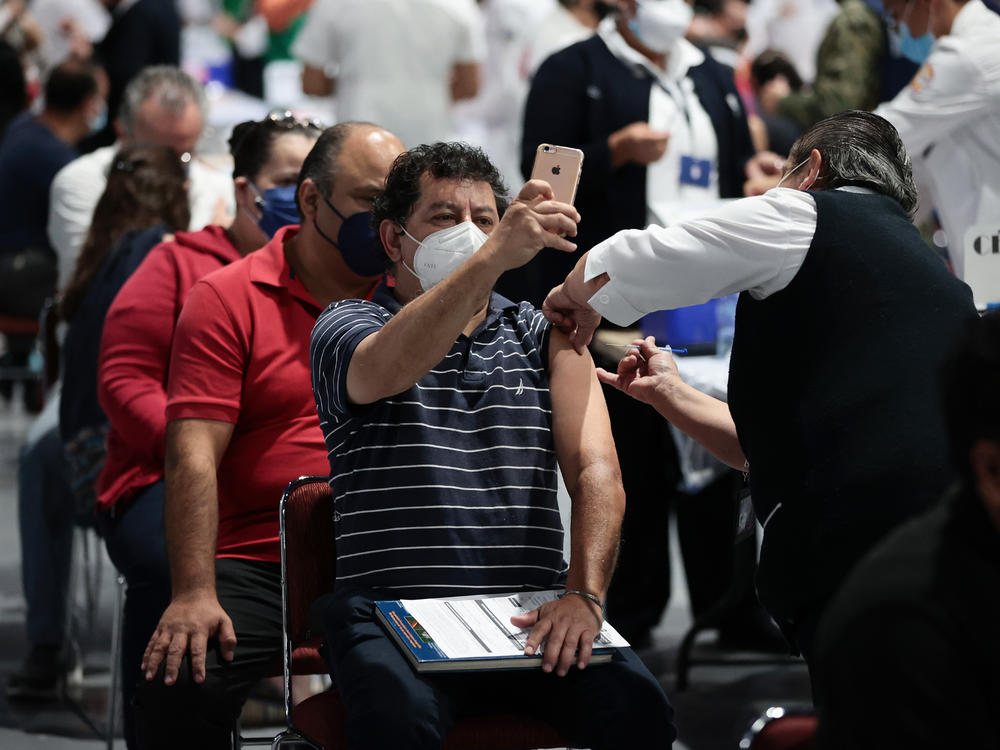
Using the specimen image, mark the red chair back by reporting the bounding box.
[278,476,573,749]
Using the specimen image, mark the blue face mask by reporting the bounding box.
[313,193,384,277]
[897,21,934,64]
[252,184,301,239]
[88,102,107,136]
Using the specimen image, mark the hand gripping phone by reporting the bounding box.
[530,143,584,205]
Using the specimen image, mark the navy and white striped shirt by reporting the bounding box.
[310,283,568,598]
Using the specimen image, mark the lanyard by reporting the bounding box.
[649,71,692,130]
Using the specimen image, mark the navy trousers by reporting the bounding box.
[315,588,677,750]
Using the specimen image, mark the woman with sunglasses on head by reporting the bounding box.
[88,113,320,749]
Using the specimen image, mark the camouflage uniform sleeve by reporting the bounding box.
[777,0,885,130]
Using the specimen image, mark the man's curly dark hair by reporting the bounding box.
[372,142,509,261]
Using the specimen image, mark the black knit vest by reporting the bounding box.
[727,189,976,628]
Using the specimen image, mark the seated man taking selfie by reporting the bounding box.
[309,142,675,750]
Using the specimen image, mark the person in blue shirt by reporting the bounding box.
[0,56,106,402]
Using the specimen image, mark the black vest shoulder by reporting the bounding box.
[727,189,976,624]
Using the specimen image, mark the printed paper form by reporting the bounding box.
[400,590,629,659]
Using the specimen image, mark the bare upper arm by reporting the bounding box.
[301,64,335,97]
[165,418,235,472]
[547,327,619,496]
[451,62,480,101]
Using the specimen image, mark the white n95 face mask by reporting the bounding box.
[400,221,490,291]
[631,0,694,53]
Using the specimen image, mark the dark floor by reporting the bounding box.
[0,386,812,750]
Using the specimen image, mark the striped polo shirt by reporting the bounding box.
[310,282,568,598]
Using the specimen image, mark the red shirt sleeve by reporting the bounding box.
[97,243,179,462]
[165,277,247,424]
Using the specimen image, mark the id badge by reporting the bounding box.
[679,155,712,188]
[734,487,756,544]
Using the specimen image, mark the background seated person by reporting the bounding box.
[134,122,404,750]
[814,310,1000,748]
[309,142,676,750]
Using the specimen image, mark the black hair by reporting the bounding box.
[228,113,322,181]
[295,121,374,213]
[558,0,618,16]
[788,110,918,216]
[940,311,1000,480]
[372,141,508,233]
[44,58,101,114]
[750,49,803,92]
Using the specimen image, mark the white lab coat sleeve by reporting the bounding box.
[875,39,990,158]
[586,189,817,326]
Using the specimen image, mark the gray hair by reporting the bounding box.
[788,110,918,216]
[117,65,207,136]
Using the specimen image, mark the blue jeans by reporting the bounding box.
[316,589,677,750]
[18,417,75,646]
[95,479,171,750]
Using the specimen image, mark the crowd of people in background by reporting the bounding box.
[0,0,998,748]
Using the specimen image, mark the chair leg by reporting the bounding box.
[107,574,126,750]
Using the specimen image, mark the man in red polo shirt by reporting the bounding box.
[133,122,404,749]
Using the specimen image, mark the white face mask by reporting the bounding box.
[399,221,490,291]
[630,0,693,53]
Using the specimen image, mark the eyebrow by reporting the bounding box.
[426,200,496,215]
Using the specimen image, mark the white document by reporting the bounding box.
[401,590,629,659]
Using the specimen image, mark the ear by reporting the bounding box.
[970,439,1000,512]
[233,176,259,217]
[113,117,126,142]
[298,178,321,222]
[798,149,823,191]
[380,219,405,264]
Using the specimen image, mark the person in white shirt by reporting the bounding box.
[874,0,1000,280]
[293,0,485,148]
[47,65,233,289]
[525,0,609,74]
[742,0,839,85]
[542,110,977,670]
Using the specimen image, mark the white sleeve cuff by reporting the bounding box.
[587,283,645,327]
[583,247,608,282]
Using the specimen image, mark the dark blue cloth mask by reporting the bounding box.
[314,193,384,277]
[254,184,301,238]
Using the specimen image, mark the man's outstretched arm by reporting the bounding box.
[345,180,579,405]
